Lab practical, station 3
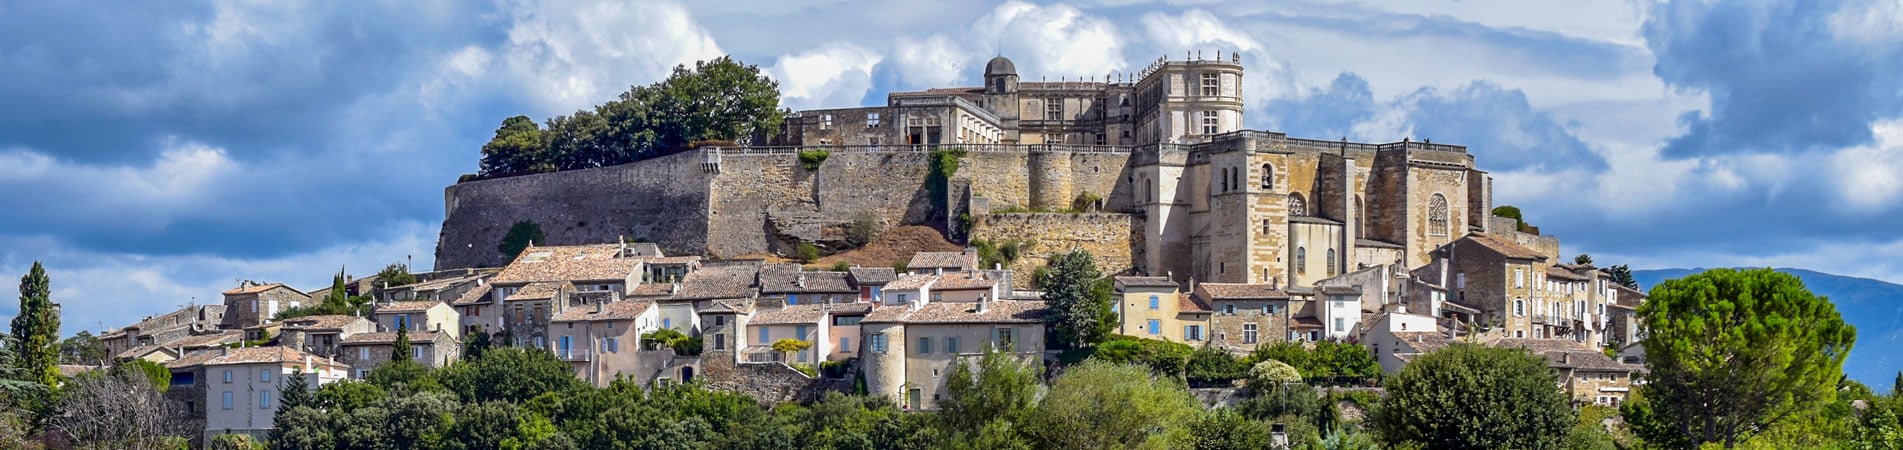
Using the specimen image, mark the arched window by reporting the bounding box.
[1514,298,1526,316]
[1326,249,1337,276]
[1288,193,1307,216]
[1296,247,1307,274]
[1231,168,1241,192]
[1428,194,1449,236]
[1354,195,1366,236]
[1260,164,1274,189]
[1219,168,1229,192]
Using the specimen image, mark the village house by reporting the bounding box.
[220,281,311,330]
[905,250,978,275]
[860,298,1048,410]
[757,264,857,306]
[1196,282,1305,352]
[1111,276,1210,343]
[659,261,763,334]
[745,304,832,364]
[1360,311,1451,373]
[1492,338,1639,406]
[165,346,349,444]
[378,269,492,303]
[118,330,245,365]
[548,299,660,386]
[374,300,461,334]
[101,304,227,358]
[847,266,898,302]
[277,315,375,358]
[484,243,654,346]
[1425,234,1551,341]
[337,330,460,377]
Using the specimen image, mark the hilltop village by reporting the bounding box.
[98,54,1651,443]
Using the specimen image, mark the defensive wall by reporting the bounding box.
[967,212,1141,289]
[436,145,1140,270]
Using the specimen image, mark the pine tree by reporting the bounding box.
[10,262,59,388]
[278,367,312,417]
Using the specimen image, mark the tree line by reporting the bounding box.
[476,57,787,180]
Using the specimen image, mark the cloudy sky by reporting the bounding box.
[2,0,1900,335]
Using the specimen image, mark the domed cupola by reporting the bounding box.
[984,56,1019,94]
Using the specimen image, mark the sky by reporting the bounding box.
[1,0,1900,336]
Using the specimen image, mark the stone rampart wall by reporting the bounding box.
[970,213,1140,288]
[435,151,712,269]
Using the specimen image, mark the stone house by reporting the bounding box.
[1492,338,1638,406]
[745,304,833,364]
[1359,312,1450,373]
[502,281,572,348]
[277,315,375,358]
[906,250,978,275]
[757,264,856,306]
[374,300,461,335]
[337,330,460,377]
[448,283,498,335]
[1195,282,1300,352]
[101,304,227,358]
[167,346,349,444]
[379,270,491,303]
[484,243,653,346]
[548,300,660,386]
[1112,276,1210,343]
[860,299,1048,410]
[220,282,311,330]
[660,261,764,334]
[826,303,873,361]
[1606,284,1647,349]
[241,322,281,342]
[117,330,245,365]
[1427,233,1550,340]
[847,267,898,302]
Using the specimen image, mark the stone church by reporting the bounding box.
[770,52,1493,287]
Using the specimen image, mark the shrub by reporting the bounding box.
[829,261,851,272]
[794,241,821,263]
[789,363,818,378]
[497,220,546,261]
[1070,191,1102,212]
[1186,346,1248,387]
[845,211,879,248]
[797,149,830,171]
[1249,360,1303,392]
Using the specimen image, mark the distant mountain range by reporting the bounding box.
[1632,268,1903,388]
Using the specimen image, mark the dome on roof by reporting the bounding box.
[984,56,1017,77]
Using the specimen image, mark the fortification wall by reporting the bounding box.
[435,151,712,270]
[970,213,1139,289]
[707,150,938,258]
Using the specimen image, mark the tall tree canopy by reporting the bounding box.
[1040,249,1115,349]
[10,262,59,388]
[1636,268,1855,448]
[1371,343,1573,449]
[476,56,786,179]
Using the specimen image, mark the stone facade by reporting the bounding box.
[220,283,310,330]
[970,213,1139,287]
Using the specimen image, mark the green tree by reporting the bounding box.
[464,330,492,360]
[1181,408,1273,450]
[392,325,411,362]
[646,56,786,151]
[1371,343,1573,449]
[436,347,582,403]
[314,380,388,411]
[1024,360,1201,450]
[1248,359,1302,392]
[366,358,442,394]
[1604,264,1639,290]
[770,338,812,362]
[209,433,262,450]
[1637,268,1855,448]
[274,368,314,434]
[1185,345,1247,386]
[1574,254,1594,265]
[378,263,419,288]
[10,262,59,389]
[479,115,553,178]
[498,220,547,261]
[108,359,171,392]
[793,242,820,264]
[1041,249,1116,349]
[1493,205,1525,227]
[58,331,106,365]
[940,347,1042,435]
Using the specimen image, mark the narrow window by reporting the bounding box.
[1260,164,1274,189]
[1201,73,1220,96]
[1296,247,1307,274]
[1202,110,1219,135]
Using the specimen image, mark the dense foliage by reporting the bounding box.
[497,220,546,262]
[1372,343,1573,449]
[57,331,106,366]
[477,57,786,179]
[1637,268,1855,448]
[1040,250,1116,349]
[1249,341,1381,386]
[12,262,60,389]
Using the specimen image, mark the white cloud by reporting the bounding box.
[1832,119,1903,213]
[0,141,233,232]
[1139,9,1262,52]
[498,0,723,116]
[1830,0,1903,47]
[891,34,972,88]
[768,42,883,110]
[0,221,438,336]
[973,1,1126,79]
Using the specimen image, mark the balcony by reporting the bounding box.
[554,349,592,361]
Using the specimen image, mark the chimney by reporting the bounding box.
[797,273,806,288]
[977,294,990,314]
[596,299,605,314]
[1561,353,1571,364]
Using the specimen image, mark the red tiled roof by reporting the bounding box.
[1115,276,1177,289]
[377,301,443,313]
[1464,234,1548,261]
[551,301,654,322]
[750,304,829,325]
[282,315,367,331]
[862,300,1046,324]
[908,251,976,270]
[342,331,450,345]
[449,284,493,306]
[1197,283,1289,300]
[932,271,998,291]
[492,244,645,284]
[1177,293,1210,313]
[506,281,570,302]
[669,262,761,300]
[224,283,295,296]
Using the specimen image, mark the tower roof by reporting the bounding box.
[984,56,1016,77]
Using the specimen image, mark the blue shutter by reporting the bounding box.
[1148,319,1160,335]
[1149,295,1159,310]
[787,294,798,305]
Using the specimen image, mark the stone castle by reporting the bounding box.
[437,52,1513,288]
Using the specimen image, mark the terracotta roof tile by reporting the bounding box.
[165,349,225,369]
[1318,286,1361,296]
[224,283,298,296]
[449,284,493,306]
[932,271,998,291]
[172,331,243,348]
[862,300,1046,324]
[506,281,570,302]
[907,251,976,271]
[1544,266,1590,281]
[1292,317,1325,329]
[883,274,936,291]
[202,346,339,367]
[669,262,762,300]
[1197,283,1289,300]
[1491,339,1635,371]
[551,301,654,322]
[750,304,829,325]
[492,244,645,284]
[282,315,368,331]
[758,265,855,294]
[1464,234,1548,261]
[1115,276,1177,288]
[1177,293,1210,313]
[628,283,677,298]
[848,267,897,285]
[377,301,443,313]
[1391,332,1455,354]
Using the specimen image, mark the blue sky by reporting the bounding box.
[2,0,1901,335]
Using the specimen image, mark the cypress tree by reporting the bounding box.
[10,262,59,388]
[392,325,411,363]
